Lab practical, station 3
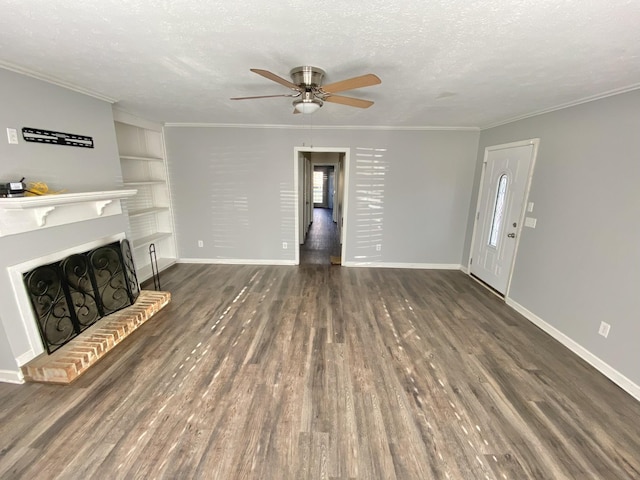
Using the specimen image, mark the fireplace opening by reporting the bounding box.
[22,240,140,353]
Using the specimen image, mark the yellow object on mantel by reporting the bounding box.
[24,182,67,196]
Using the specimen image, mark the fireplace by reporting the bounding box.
[7,233,171,384]
[23,240,140,354]
[0,190,172,384]
[10,234,171,384]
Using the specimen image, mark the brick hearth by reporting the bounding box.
[21,290,171,384]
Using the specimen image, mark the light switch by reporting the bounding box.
[527,202,534,212]
[525,217,537,228]
[7,128,18,144]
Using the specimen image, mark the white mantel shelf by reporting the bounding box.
[0,189,137,237]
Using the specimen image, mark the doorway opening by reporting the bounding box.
[294,147,350,265]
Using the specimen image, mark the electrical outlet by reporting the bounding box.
[375,244,381,251]
[7,128,18,144]
[282,242,288,249]
[598,321,610,338]
[527,202,534,212]
[197,240,203,248]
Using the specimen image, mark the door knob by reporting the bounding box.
[507,233,516,238]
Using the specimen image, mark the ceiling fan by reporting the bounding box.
[230,66,381,114]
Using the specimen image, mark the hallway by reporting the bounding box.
[300,208,341,265]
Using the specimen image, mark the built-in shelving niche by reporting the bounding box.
[114,116,176,281]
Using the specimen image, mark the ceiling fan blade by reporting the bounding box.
[321,74,381,94]
[230,94,298,100]
[324,95,374,109]
[250,69,300,90]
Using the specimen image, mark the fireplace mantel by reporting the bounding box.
[0,189,137,237]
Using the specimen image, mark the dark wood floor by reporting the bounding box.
[300,208,341,265]
[1,264,639,479]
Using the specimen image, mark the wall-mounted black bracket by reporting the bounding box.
[22,127,94,148]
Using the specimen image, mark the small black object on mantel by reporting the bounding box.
[22,127,94,148]
[0,177,25,197]
[149,243,162,291]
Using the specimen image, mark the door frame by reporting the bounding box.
[298,153,313,244]
[294,146,350,265]
[467,138,539,296]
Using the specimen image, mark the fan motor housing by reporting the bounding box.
[290,66,326,87]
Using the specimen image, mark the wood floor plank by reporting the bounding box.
[1,264,640,479]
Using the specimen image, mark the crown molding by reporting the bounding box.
[163,122,479,131]
[0,61,117,104]
[481,83,640,130]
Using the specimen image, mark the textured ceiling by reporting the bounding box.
[1,0,640,127]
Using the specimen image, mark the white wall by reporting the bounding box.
[464,89,640,391]
[0,68,127,378]
[164,127,480,266]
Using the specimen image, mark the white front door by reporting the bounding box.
[470,140,538,294]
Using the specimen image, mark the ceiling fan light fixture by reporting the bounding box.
[233,66,379,112]
[293,99,322,114]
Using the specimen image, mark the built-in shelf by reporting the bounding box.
[128,206,170,218]
[132,231,173,248]
[120,155,164,162]
[138,258,176,283]
[123,181,166,186]
[114,114,176,282]
[0,190,137,237]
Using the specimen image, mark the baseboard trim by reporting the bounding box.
[0,369,24,384]
[460,265,469,274]
[180,259,462,269]
[506,298,640,402]
[178,258,296,266]
[342,261,462,269]
[16,350,36,367]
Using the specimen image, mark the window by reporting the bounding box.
[488,174,508,248]
[313,171,324,204]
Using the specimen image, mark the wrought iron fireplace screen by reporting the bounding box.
[23,240,139,354]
